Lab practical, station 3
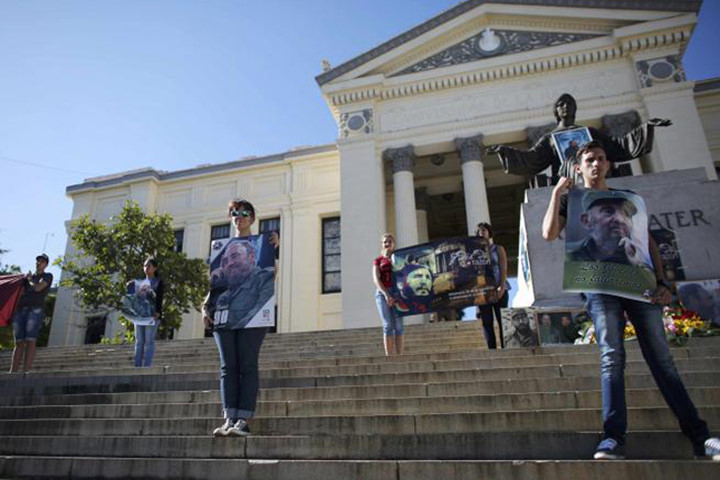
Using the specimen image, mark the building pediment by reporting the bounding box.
[391,28,603,77]
[317,0,701,95]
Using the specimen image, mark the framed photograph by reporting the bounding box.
[501,307,539,348]
[551,127,592,166]
[536,308,585,346]
[677,280,720,327]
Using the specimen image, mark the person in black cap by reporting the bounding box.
[9,253,53,373]
[542,139,720,461]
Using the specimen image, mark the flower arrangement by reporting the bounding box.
[663,306,720,346]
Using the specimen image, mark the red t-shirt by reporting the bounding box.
[373,255,393,289]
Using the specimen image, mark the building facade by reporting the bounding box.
[50,0,720,345]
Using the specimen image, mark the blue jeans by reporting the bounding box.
[12,306,44,341]
[586,293,709,448]
[213,327,267,420]
[134,322,159,367]
[375,290,404,336]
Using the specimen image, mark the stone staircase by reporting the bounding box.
[0,320,718,479]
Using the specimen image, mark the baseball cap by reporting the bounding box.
[36,253,50,263]
[581,190,638,216]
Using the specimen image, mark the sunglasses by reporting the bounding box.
[230,209,253,218]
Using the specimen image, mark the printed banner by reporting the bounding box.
[563,188,656,301]
[536,309,585,346]
[390,236,496,317]
[121,278,158,326]
[206,234,276,329]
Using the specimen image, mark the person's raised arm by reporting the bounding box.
[542,177,572,241]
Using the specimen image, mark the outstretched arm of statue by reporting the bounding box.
[487,136,555,177]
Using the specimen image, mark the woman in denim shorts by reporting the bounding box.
[372,233,404,355]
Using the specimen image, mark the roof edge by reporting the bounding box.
[66,143,337,195]
[315,0,702,87]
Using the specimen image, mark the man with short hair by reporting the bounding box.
[10,254,53,373]
[542,140,719,460]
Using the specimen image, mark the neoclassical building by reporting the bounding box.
[50,0,720,345]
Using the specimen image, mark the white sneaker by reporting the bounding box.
[212,418,234,437]
[705,437,720,461]
[227,418,250,437]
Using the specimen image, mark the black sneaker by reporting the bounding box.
[227,418,250,436]
[705,437,720,461]
[593,437,626,460]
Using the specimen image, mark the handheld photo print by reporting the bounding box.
[501,307,540,348]
[206,234,276,329]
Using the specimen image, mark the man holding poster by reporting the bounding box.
[542,140,719,460]
[202,198,278,438]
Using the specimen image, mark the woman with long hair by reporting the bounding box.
[372,233,404,355]
[203,198,279,437]
[132,257,164,367]
[475,222,509,349]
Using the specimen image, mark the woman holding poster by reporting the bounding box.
[475,223,509,349]
[203,199,279,437]
[372,233,404,356]
[123,258,164,368]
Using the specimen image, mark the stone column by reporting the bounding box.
[384,146,418,247]
[415,187,430,243]
[455,135,491,235]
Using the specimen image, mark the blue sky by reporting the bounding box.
[1,0,719,281]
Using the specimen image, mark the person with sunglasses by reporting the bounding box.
[203,198,279,437]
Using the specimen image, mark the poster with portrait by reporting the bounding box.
[501,307,539,348]
[536,309,585,346]
[121,279,158,326]
[551,127,592,167]
[390,236,496,317]
[649,227,686,281]
[677,280,720,327]
[206,234,276,329]
[563,188,656,302]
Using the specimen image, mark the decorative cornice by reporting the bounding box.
[326,25,691,107]
[315,0,701,86]
[66,144,338,195]
[455,135,485,164]
[384,146,416,174]
[394,29,602,76]
[694,77,720,93]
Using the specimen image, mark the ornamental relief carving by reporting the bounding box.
[393,28,602,76]
[338,109,374,138]
[635,55,686,88]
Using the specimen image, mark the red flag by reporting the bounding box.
[0,274,25,327]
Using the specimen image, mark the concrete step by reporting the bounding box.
[0,407,717,436]
[0,456,717,480]
[3,368,719,405]
[1,387,718,420]
[0,431,707,460]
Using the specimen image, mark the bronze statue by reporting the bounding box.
[487,93,671,184]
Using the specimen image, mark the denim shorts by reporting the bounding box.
[12,306,44,341]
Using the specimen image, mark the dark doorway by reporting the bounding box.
[84,315,107,344]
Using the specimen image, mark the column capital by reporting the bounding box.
[454,134,485,164]
[384,145,416,173]
[601,110,641,138]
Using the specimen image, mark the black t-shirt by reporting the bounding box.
[18,272,53,309]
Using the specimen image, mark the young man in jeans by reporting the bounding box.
[542,140,719,460]
[10,253,53,373]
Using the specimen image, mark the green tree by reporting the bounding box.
[57,201,208,339]
[0,245,22,275]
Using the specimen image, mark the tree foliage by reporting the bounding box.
[0,245,22,275]
[57,201,208,338]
